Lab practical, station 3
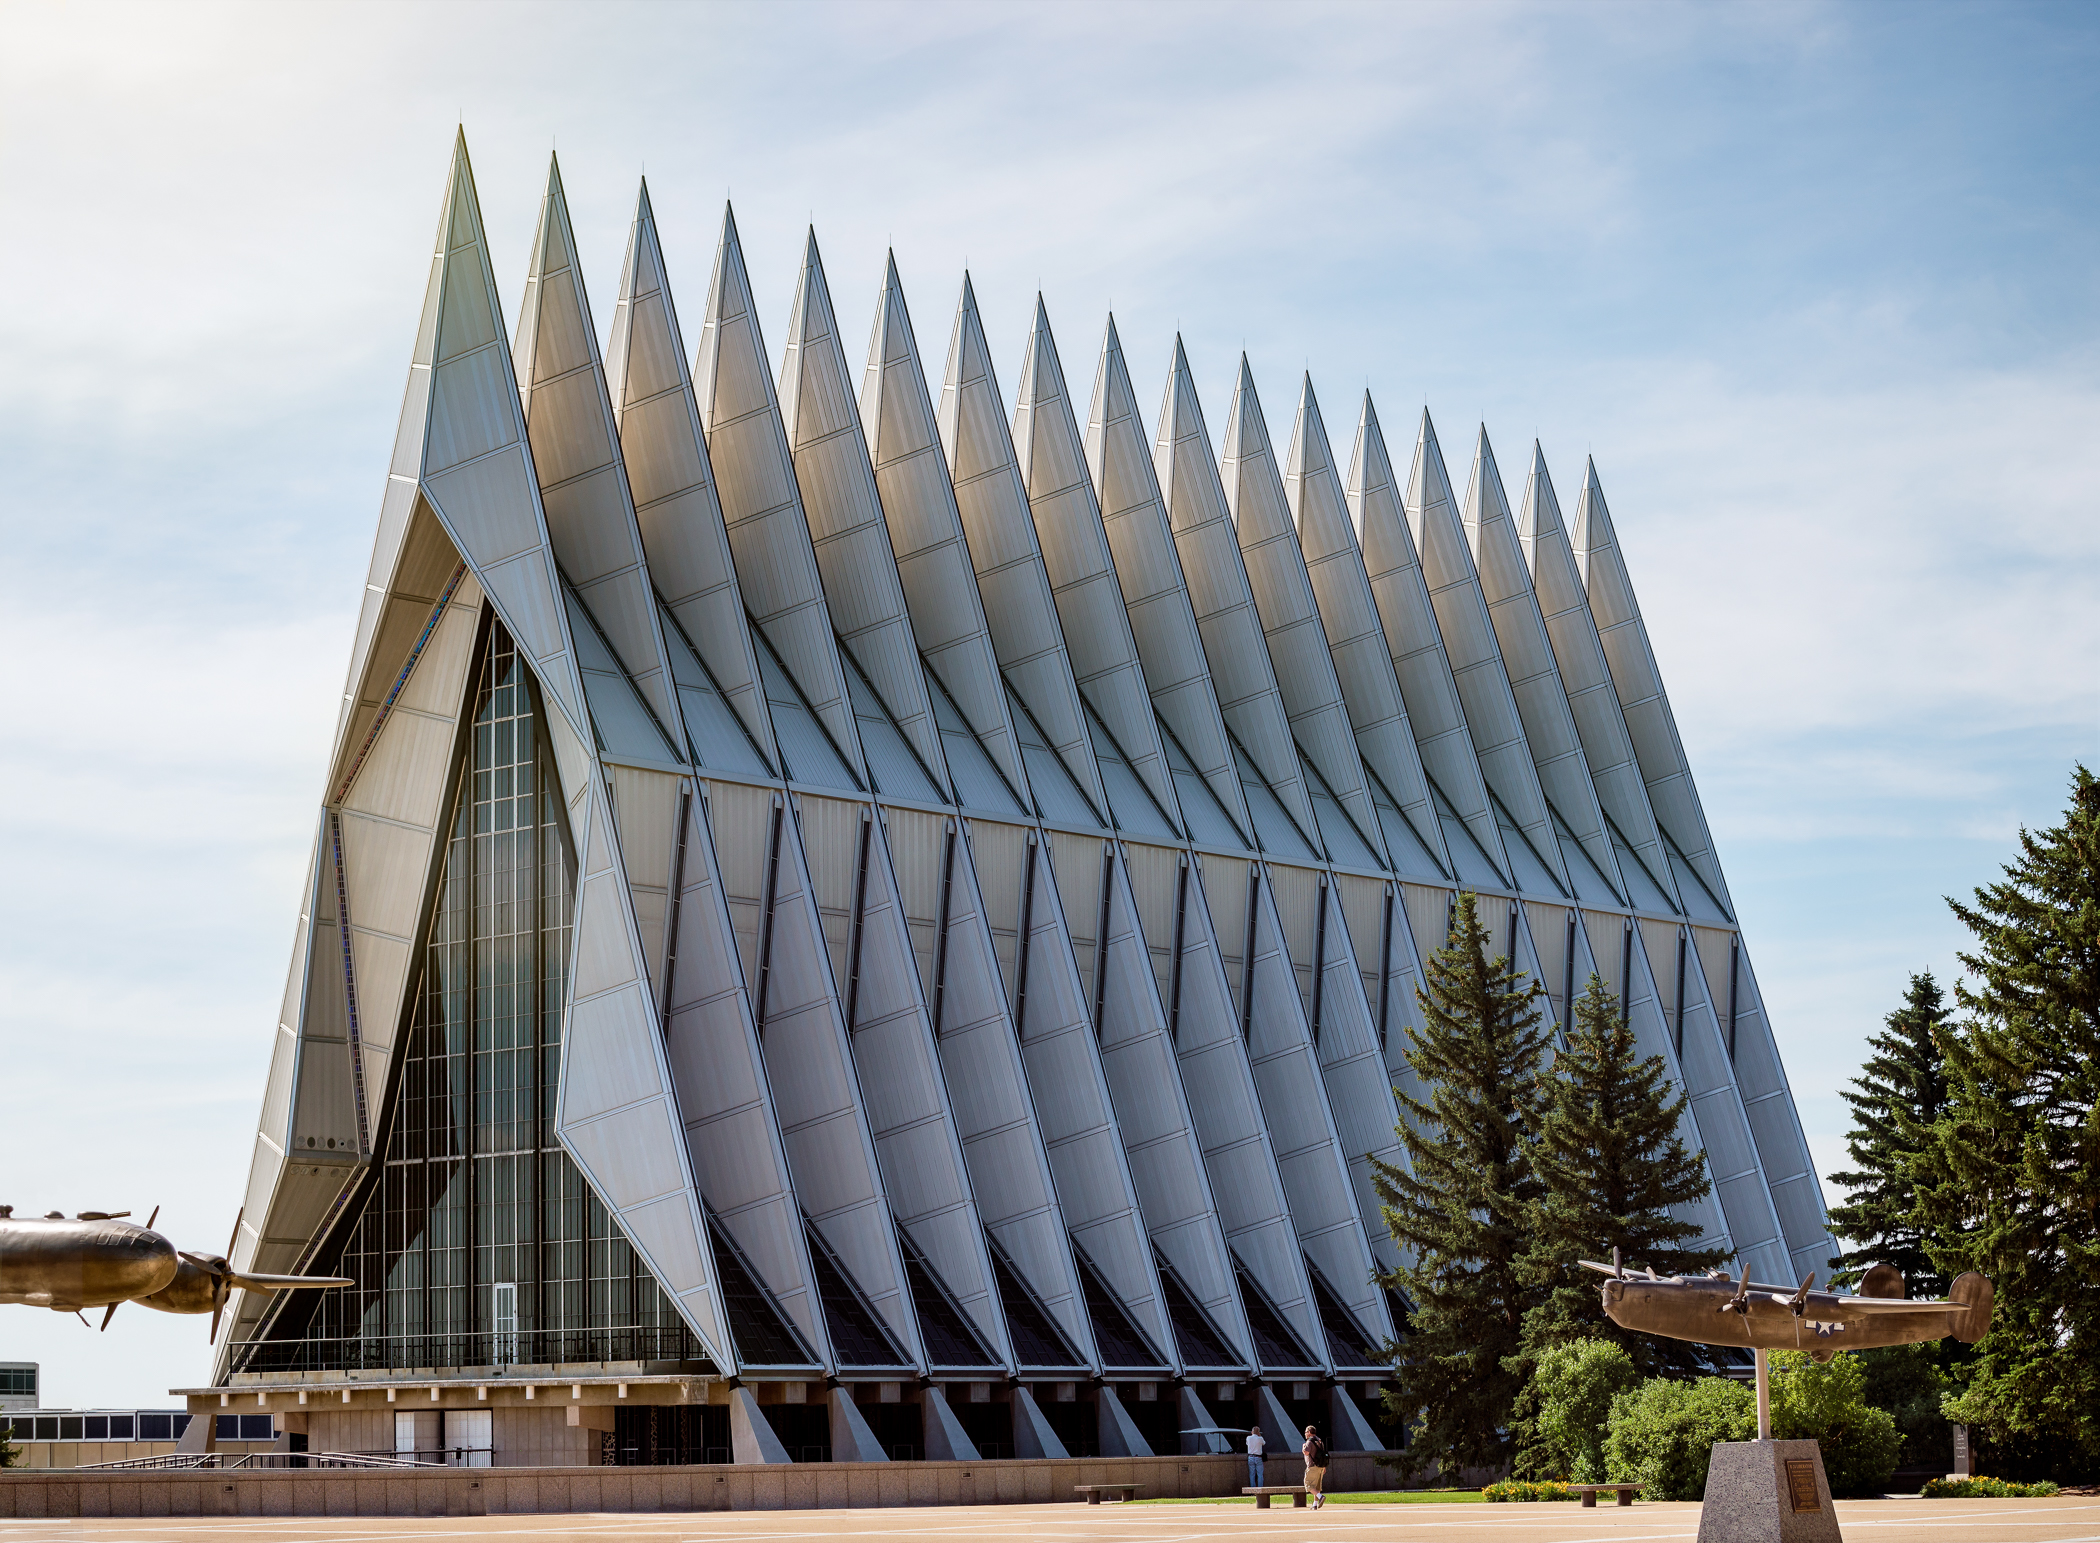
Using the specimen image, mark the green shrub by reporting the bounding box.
[1856,1343,1952,1470]
[1602,1376,1754,1500]
[1769,1351,1905,1496]
[1531,1338,1641,1483]
[1482,1479,1578,1501]
[1920,1476,2060,1498]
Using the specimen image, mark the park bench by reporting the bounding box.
[1571,1483,1643,1507]
[1074,1483,1142,1504]
[1242,1486,1311,1508]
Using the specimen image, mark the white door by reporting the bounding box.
[449,1408,492,1468]
[394,1411,419,1458]
[492,1282,517,1366]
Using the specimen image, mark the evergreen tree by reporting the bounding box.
[1826,973,1952,1295]
[1372,892,1551,1480]
[1915,766,2100,1477]
[1518,973,1727,1370]
[1506,974,1726,1473]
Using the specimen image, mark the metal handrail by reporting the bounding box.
[75,1450,436,1471]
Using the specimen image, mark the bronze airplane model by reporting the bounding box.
[1585,1252,1992,1362]
[0,1205,352,1341]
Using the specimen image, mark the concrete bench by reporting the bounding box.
[1075,1483,1141,1504]
[1571,1483,1643,1507]
[1242,1486,1310,1509]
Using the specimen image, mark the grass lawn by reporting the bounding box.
[1133,1490,1486,1505]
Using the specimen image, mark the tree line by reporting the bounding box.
[1372,767,2100,1487]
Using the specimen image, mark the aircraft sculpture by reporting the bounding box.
[1583,1252,1992,1362]
[0,1205,352,1341]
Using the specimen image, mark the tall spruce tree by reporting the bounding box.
[1371,892,1551,1480]
[1518,972,1727,1369]
[1826,973,1952,1295]
[1915,766,2100,1477]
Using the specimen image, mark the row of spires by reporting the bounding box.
[402,130,1727,924]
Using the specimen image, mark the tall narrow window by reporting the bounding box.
[243,616,709,1375]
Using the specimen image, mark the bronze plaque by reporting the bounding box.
[1786,1458,1821,1512]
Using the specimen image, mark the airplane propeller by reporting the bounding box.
[1717,1264,1751,1315]
[1787,1273,1815,1317]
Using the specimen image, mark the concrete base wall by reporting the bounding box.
[0,1452,1397,1517]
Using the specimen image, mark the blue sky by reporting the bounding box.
[2,0,2095,1407]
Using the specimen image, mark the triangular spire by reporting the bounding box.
[778,229,951,792]
[1345,400,1510,882]
[1458,425,1624,900]
[1154,339,1316,852]
[513,153,685,745]
[1516,444,1685,910]
[608,177,778,769]
[1217,357,1387,867]
[1571,460,1734,911]
[1404,413,1570,893]
[1013,301,1182,829]
[400,132,590,742]
[1283,378,1448,874]
[857,254,1032,803]
[1086,322,1251,841]
[935,277,1111,821]
[692,205,867,784]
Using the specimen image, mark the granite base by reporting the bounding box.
[1698,1440,1841,1543]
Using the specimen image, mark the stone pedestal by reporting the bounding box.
[1697,1440,1841,1543]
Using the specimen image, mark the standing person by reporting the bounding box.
[1245,1424,1266,1489]
[1301,1424,1328,1508]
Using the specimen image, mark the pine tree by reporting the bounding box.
[1371,892,1551,1480]
[1518,973,1727,1370]
[1826,973,1952,1294]
[1505,974,1726,1474]
[1915,766,2100,1477]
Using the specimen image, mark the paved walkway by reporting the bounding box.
[0,1496,2091,1543]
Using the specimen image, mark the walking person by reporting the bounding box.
[1301,1424,1328,1508]
[1245,1424,1266,1489]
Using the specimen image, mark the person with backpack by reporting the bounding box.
[1301,1425,1328,1507]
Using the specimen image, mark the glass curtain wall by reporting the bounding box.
[237,616,709,1375]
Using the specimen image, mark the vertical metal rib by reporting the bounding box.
[755,797,785,1035]
[932,821,957,1037]
[1092,843,1115,1038]
[327,811,372,1159]
[1309,879,1328,1047]
[1168,856,1189,1042]
[1727,936,1741,1062]
[1241,868,1260,1042]
[847,810,874,1032]
[660,783,693,1034]
[1376,886,1394,1052]
[1013,836,1038,1037]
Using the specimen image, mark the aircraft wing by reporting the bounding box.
[1830,1296,1964,1315]
[231,1272,355,1289]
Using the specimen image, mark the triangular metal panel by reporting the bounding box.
[777,232,951,794]
[702,778,925,1367]
[1345,398,1511,882]
[1015,302,1181,829]
[1158,852,1327,1369]
[794,795,1011,1366]
[1517,445,1680,910]
[1330,874,1426,1277]
[1411,418,1569,895]
[1571,461,1735,913]
[1057,835,1254,1367]
[660,778,832,1367]
[514,156,685,748]
[1235,868,1389,1346]
[1086,320,1251,839]
[1688,928,1831,1282]
[939,279,1111,819]
[399,135,587,746]
[692,206,868,785]
[1155,342,1320,851]
[1286,379,1449,872]
[885,809,1097,1368]
[859,257,1033,805]
[554,766,734,1367]
[981,825,1179,1369]
[1219,360,1387,867]
[1462,429,1629,899]
[608,180,778,769]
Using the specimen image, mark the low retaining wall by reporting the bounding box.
[0,1452,1397,1518]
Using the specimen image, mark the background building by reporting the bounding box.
[0,1365,36,1414]
[198,134,1829,1467]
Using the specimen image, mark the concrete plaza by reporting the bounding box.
[0,1497,2090,1543]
